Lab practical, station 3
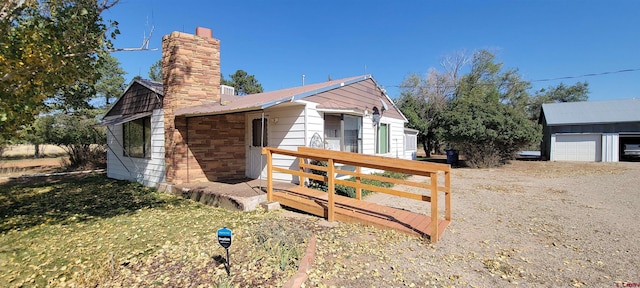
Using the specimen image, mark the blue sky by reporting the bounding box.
[104,0,640,101]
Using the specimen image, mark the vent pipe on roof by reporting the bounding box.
[302,74,305,86]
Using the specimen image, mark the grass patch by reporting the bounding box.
[0,174,316,287]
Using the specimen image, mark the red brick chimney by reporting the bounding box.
[162,27,221,184]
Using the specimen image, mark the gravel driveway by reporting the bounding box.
[303,161,640,287]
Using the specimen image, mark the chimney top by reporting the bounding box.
[196,27,212,39]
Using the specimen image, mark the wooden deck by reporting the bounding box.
[273,186,450,241]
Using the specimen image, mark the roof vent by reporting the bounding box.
[221,85,235,96]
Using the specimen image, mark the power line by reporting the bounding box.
[385,67,640,88]
[530,68,640,82]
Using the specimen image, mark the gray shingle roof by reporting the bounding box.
[136,79,163,95]
[542,98,640,126]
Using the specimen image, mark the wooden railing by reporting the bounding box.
[262,146,451,241]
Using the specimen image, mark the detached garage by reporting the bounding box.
[540,99,640,162]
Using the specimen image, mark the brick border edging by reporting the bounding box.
[283,236,317,288]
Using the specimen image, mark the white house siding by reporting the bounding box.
[601,133,619,162]
[106,109,166,187]
[305,103,324,147]
[388,117,407,159]
[361,115,375,155]
[265,103,410,183]
[265,105,307,182]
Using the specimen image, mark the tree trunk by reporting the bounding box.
[34,144,40,158]
[421,139,430,158]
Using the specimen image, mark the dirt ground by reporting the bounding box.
[3,150,638,286]
[300,160,640,287]
[0,145,67,178]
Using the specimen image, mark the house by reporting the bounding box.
[540,99,640,162]
[103,27,414,188]
[102,78,165,186]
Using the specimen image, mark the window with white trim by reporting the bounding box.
[324,114,362,153]
[405,133,417,151]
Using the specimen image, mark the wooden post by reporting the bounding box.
[445,170,451,221]
[298,157,306,188]
[355,166,362,200]
[265,148,273,202]
[430,172,439,243]
[327,158,335,222]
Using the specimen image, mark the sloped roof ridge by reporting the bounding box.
[134,78,164,95]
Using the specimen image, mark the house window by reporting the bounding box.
[252,118,267,147]
[324,114,362,153]
[377,123,390,154]
[405,133,417,151]
[123,116,151,158]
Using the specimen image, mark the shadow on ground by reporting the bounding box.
[0,173,180,233]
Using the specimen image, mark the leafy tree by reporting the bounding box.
[148,59,162,82]
[22,54,124,158]
[36,111,106,169]
[46,82,96,113]
[437,50,539,168]
[527,82,589,122]
[395,91,429,154]
[19,116,49,158]
[221,70,264,95]
[396,52,469,157]
[96,54,126,105]
[0,0,119,140]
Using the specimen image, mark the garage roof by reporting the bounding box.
[542,98,640,126]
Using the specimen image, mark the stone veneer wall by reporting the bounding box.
[162,27,224,184]
[176,114,246,183]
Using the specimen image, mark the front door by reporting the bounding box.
[246,113,268,179]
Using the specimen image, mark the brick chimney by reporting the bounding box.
[162,27,221,184]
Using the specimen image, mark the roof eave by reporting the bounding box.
[546,120,640,126]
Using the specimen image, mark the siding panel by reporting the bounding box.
[106,109,165,187]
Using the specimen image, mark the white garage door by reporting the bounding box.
[554,134,601,162]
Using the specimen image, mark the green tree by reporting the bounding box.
[96,54,126,106]
[221,70,264,95]
[0,0,119,140]
[47,82,95,113]
[19,116,49,158]
[37,111,106,169]
[438,50,539,168]
[527,82,589,122]
[396,52,469,157]
[395,91,429,155]
[148,59,162,82]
